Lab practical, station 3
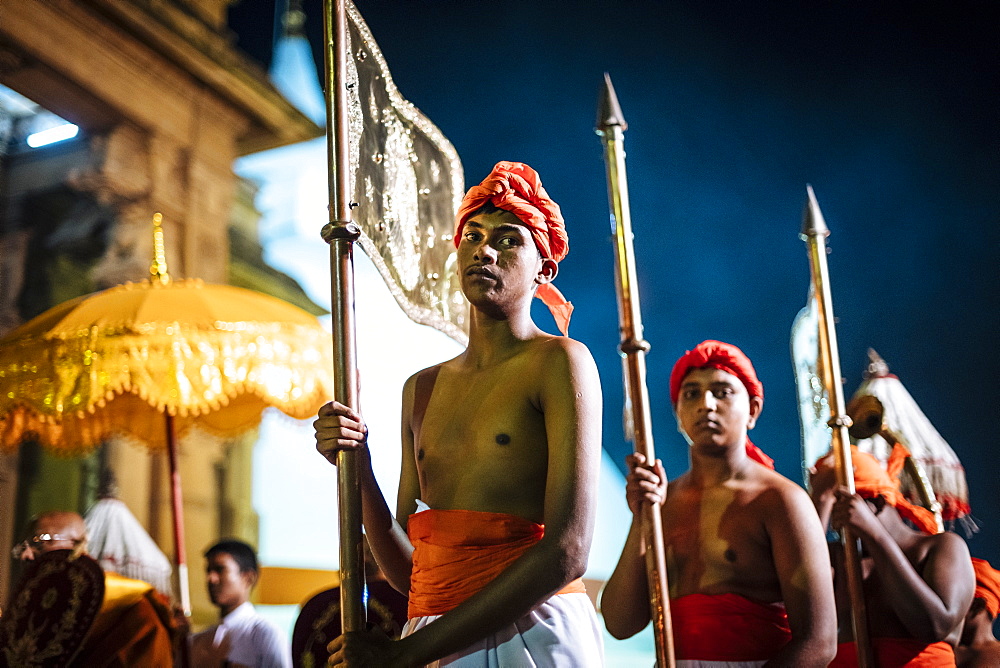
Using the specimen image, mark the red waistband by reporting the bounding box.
[670,592,791,661]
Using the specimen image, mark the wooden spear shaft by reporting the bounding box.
[801,185,873,668]
[322,0,365,633]
[597,74,675,668]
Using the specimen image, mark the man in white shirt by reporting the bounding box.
[190,539,291,668]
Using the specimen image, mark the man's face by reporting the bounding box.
[675,367,762,451]
[17,512,86,561]
[457,210,554,310]
[205,552,253,612]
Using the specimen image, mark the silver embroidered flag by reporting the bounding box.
[341,2,468,344]
[790,286,832,487]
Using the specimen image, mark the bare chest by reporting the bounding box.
[661,485,778,598]
[414,365,549,514]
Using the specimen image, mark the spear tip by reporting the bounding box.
[596,72,628,133]
[801,183,830,237]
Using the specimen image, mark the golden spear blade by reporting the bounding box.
[596,73,675,668]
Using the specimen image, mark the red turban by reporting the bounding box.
[454,161,573,335]
[669,340,773,469]
[972,558,1000,618]
[812,443,940,535]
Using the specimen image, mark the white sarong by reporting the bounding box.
[402,592,603,667]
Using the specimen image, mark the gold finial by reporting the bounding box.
[150,212,171,285]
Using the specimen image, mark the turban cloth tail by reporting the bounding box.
[972,558,1000,619]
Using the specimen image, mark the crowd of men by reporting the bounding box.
[2,161,997,667]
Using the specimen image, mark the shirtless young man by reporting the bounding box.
[601,340,837,667]
[811,444,975,667]
[315,162,603,667]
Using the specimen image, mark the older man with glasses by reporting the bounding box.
[9,509,178,665]
[11,510,87,560]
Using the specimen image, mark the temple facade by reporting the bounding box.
[0,0,321,623]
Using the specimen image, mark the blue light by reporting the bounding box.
[26,123,79,148]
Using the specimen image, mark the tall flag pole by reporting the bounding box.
[319,0,468,635]
[321,0,365,633]
[800,186,873,667]
[596,73,675,668]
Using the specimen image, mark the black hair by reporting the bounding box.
[205,539,259,575]
[469,201,505,217]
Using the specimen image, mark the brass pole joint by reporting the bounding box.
[322,222,362,243]
[620,338,651,355]
[828,414,854,429]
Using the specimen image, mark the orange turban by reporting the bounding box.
[812,443,939,535]
[972,558,1000,619]
[454,161,573,335]
[669,340,773,469]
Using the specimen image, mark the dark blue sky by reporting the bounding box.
[230,1,999,560]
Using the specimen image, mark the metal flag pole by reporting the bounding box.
[596,73,675,668]
[801,185,873,668]
[321,0,365,633]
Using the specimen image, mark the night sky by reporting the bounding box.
[228,1,1000,561]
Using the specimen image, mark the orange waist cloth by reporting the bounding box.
[830,639,956,667]
[670,592,791,662]
[406,508,585,618]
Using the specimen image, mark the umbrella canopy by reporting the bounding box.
[0,277,334,453]
[848,349,972,530]
[0,218,335,619]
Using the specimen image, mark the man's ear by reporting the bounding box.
[244,569,259,590]
[747,396,764,430]
[536,258,558,285]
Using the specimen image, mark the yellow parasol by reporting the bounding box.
[0,214,334,615]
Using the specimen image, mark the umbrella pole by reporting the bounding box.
[322,0,365,633]
[165,413,192,618]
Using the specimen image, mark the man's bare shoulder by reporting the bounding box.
[530,335,598,370]
[921,528,971,561]
[526,333,595,359]
[401,358,458,419]
[753,465,808,493]
[746,466,816,516]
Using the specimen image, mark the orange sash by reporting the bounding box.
[830,639,955,667]
[670,592,791,661]
[406,508,585,618]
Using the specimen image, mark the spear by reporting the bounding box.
[596,73,675,668]
[801,186,873,667]
[321,0,365,633]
